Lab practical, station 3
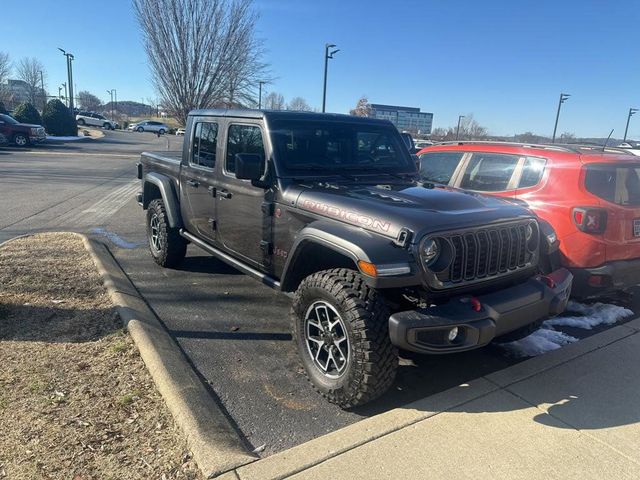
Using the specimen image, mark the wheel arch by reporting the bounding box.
[143,172,183,228]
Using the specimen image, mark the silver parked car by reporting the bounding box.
[76,111,118,130]
[128,120,169,134]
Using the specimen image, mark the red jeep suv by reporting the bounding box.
[417,142,640,298]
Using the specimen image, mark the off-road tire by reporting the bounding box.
[146,199,187,268]
[292,268,398,408]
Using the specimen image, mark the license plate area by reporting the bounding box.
[634,219,640,237]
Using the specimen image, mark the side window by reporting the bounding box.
[226,124,265,174]
[460,153,520,192]
[419,151,465,184]
[191,122,218,169]
[518,156,547,188]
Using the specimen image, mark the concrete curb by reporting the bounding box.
[81,235,258,478]
[225,317,640,480]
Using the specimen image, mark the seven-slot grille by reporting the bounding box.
[436,221,535,286]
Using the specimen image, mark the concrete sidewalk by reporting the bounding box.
[220,317,640,480]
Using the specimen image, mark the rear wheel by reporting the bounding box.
[13,133,28,147]
[146,199,187,268]
[77,118,86,126]
[158,128,165,135]
[292,268,398,408]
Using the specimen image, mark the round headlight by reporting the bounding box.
[525,223,533,241]
[421,238,440,267]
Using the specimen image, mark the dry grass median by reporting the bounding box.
[0,233,201,479]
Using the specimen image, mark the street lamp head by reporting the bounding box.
[329,49,340,58]
[58,47,66,54]
[631,108,639,116]
[326,43,336,48]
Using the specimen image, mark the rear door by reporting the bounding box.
[215,122,269,267]
[180,119,220,242]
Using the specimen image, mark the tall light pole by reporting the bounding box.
[58,48,75,118]
[258,81,266,109]
[39,70,46,113]
[552,92,571,143]
[107,89,115,120]
[322,43,340,113]
[456,115,465,140]
[623,108,638,143]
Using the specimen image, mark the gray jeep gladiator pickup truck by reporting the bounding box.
[137,109,572,408]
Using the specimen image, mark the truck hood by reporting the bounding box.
[294,183,535,240]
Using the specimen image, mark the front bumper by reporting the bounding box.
[388,268,572,354]
[570,258,640,298]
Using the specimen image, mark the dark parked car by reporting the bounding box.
[137,110,572,407]
[0,113,46,147]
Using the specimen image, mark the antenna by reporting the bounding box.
[603,129,614,151]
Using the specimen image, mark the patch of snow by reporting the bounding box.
[46,135,87,141]
[544,301,634,330]
[499,301,635,358]
[91,228,143,249]
[500,328,578,358]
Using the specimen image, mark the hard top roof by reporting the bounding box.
[188,108,391,125]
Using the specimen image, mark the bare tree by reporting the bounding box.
[430,114,489,141]
[16,57,47,106]
[263,91,285,110]
[0,51,11,104]
[349,96,372,117]
[286,96,311,111]
[133,0,269,124]
[77,91,103,111]
[0,51,10,85]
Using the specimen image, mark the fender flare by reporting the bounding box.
[143,172,183,228]
[280,221,415,292]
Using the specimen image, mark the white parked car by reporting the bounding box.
[76,111,118,130]
[175,128,185,136]
[128,120,169,134]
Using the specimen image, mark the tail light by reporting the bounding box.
[572,207,607,234]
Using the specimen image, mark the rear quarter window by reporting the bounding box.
[585,164,640,205]
[518,156,547,189]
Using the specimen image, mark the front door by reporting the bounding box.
[181,120,219,242]
[215,122,269,267]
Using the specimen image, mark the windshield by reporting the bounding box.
[269,119,416,176]
[0,114,18,125]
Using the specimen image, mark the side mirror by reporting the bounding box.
[411,154,420,170]
[235,153,263,181]
[400,132,415,153]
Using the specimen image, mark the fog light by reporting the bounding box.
[448,327,459,342]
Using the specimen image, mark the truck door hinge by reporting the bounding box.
[260,240,273,255]
[207,218,217,230]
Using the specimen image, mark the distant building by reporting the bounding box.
[370,103,433,134]
[0,79,45,110]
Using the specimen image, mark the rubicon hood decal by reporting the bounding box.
[302,199,392,233]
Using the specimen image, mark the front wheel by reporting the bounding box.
[77,118,86,126]
[292,268,398,408]
[146,199,187,267]
[13,133,29,147]
[137,126,144,132]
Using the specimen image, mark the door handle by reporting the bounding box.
[218,190,232,199]
[187,179,199,187]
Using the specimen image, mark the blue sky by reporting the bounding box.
[3,0,639,137]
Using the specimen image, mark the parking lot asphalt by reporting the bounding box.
[2,133,639,457]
